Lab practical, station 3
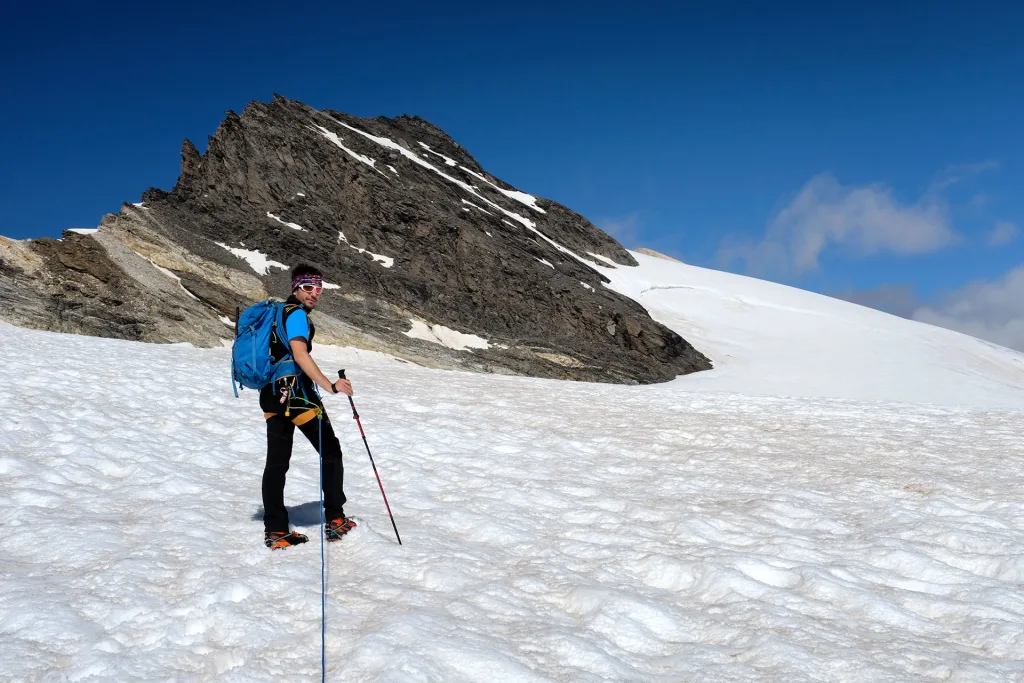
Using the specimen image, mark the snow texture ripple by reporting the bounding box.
[0,324,1022,681]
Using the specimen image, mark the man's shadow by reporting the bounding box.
[252,501,324,526]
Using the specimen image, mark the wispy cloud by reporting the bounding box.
[969,192,989,208]
[987,221,1020,247]
[718,173,957,277]
[836,267,1024,353]
[596,213,642,248]
[912,265,1024,352]
[930,160,999,191]
[834,284,919,319]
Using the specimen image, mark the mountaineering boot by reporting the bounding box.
[325,515,357,541]
[265,530,309,550]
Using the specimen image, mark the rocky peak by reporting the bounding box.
[0,96,711,384]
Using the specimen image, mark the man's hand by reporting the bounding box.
[333,378,353,396]
[290,338,353,396]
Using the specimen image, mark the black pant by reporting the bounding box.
[262,411,347,532]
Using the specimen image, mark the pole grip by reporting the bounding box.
[339,370,358,417]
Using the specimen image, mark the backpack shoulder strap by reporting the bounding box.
[269,302,294,363]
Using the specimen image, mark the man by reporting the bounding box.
[260,263,356,550]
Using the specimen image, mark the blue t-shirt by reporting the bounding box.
[285,308,310,345]
[284,308,311,378]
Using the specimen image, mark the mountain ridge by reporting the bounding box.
[0,95,711,383]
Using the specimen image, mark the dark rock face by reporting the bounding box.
[0,95,711,383]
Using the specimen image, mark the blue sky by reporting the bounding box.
[2,1,1023,349]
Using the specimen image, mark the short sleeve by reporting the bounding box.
[285,308,310,343]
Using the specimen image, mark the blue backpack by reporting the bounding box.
[231,300,297,396]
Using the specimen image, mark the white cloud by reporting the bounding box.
[719,173,957,276]
[912,264,1024,352]
[987,221,1020,247]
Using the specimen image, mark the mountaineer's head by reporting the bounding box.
[290,263,324,310]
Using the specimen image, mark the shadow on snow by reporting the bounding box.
[252,501,325,526]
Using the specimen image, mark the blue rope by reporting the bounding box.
[317,403,326,682]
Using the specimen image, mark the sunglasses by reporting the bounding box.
[297,283,323,293]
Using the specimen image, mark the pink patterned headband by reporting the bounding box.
[292,274,323,291]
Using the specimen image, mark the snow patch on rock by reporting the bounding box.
[318,116,538,233]
[337,231,394,268]
[461,199,493,216]
[311,125,388,178]
[404,320,490,351]
[266,212,306,232]
[418,142,457,167]
[214,242,288,275]
[459,166,546,214]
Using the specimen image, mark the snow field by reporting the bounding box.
[601,252,1024,409]
[1,324,1022,681]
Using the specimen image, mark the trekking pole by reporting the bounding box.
[339,370,402,545]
